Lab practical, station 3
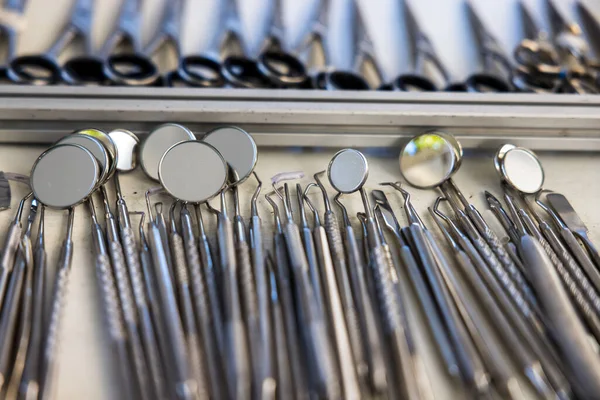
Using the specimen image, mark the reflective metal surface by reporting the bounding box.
[202,126,257,184]
[30,143,99,209]
[158,140,227,203]
[498,147,544,194]
[327,148,369,193]
[108,129,139,171]
[139,123,195,181]
[399,131,458,188]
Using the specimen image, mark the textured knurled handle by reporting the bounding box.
[466,224,538,320]
[95,253,126,341]
[324,212,346,267]
[371,246,403,332]
[543,226,600,314]
[237,240,258,319]
[171,233,190,286]
[538,233,600,332]
[473,213,537,306]
[186,239,211,321]
[120,227,148,307]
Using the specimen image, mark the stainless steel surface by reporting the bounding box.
[139,123,195,181]
[2,87,600,150]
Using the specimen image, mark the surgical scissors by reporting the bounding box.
[101,0,158,86]
[7,0,97,85]
[464,0,513,92]
[222,0,307,88]
[110,0,193,87]
[0,0,28,81]
[512,0,596,93]
[392,0,456,91]
[181,0,270,88]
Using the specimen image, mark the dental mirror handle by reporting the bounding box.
[196,233,225,357]
[344,224,388,393]
[520,235,600,395]
[120,226,166,399]
[37,233,71,400]
[91,223,138,400]
[147,223,199,400]
[170,229,210,398]
[20,231,47,398]
[559,226,600,294]
[396,228,461,379]
[105,221,153,400]
[272,231,308,399]
[6,236,35,399]
[305,224,347,398]
[217,215,251,399]
[301,224,327,312]
[323,212,366,388]
[249,215,276,391]
[182,212,226,400]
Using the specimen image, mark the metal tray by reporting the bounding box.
[1,86,600,151]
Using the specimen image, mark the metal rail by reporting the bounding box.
[0,86,599,150]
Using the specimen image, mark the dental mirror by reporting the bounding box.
[57,133,110,187]
[30,144,99,209]
[327,149,369,194]
[109,129,139,172]
[140,123,196,181]
[399,131,460,189]
[494,143,516,176]
[76,128,118,180]
[496,146,544,194]
[202,126,257,185]
[159,140,228,203]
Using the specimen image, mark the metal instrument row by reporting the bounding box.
[1,0,600,93]
[1,124,600,399]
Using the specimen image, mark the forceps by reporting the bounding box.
[464,0,513,92]
[6,0,97,85]
[114,0,191,87]
[0,0,28,80]
[513,0,597,93]
[101,0,158,86]
[392,0,456,91]
[222,0,307,88]
[181,0,269,88]
[545,0,599,93]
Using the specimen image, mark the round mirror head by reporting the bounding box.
[327,149,369,194]
[494,143,516,175]
[76,128,118,179]
[31,143,99,209]
[140,123,196,181]
[499,147,544,194]
[159,140,227,203]
[108,129,139,172]
[56,133,110,186]
[202,126,257,185]
[399,131,458,189]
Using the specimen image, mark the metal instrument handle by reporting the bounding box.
[560,226,600,293]
[370,244,420,400]
[170,231,210,398]
[344,224,387,393]
[520,235,600,394]
[218,216,251,399]
[94,251,137,400]
[307,224,347,398]
[0,222,22,304]
[107,234,152,400]
[147,223,198,400]
[120,226,167,399]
